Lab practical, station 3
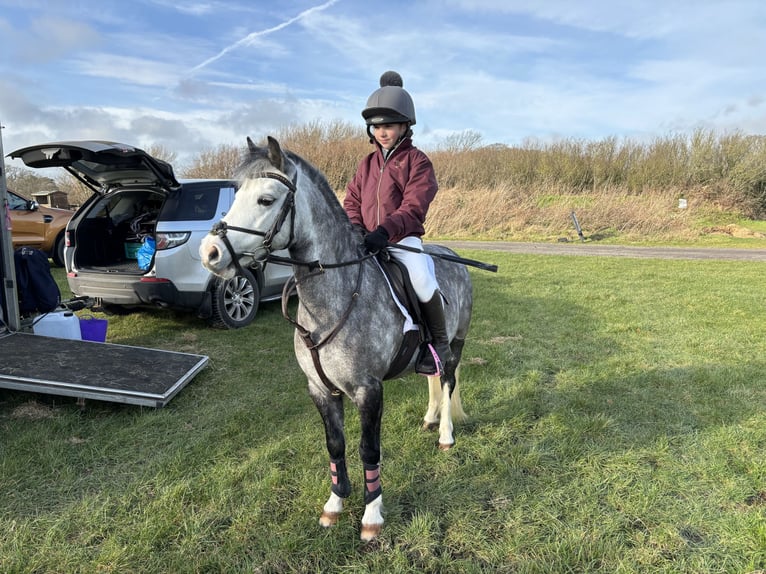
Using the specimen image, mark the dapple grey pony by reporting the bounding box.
[199,136,473,541]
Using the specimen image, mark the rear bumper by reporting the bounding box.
[134,278,207,311]
[67,272,207,312]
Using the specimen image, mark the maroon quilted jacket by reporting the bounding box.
[343,138,438,243]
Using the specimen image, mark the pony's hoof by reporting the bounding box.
[360,523,382,541]
[422,421,439,432]
[319,511,340,527]
[438,442,454,451]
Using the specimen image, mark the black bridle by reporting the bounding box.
[207,169,372,397]
[209,171,297,276]
[210,169,376,273]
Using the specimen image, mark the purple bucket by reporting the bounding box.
[79,316,108,342]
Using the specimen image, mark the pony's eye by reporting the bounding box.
[258,196,275,207]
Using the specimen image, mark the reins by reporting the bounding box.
[266,251,375,271]
[280,261,366,396]
[210,169,375,397]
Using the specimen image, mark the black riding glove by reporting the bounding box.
[363,226,389,253]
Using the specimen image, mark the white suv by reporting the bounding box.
[9,140,292,328]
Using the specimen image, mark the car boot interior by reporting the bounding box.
[73,190,163,273]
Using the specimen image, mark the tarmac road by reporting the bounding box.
[437,240,766,262]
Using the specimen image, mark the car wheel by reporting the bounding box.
[52,233,65,267]
[209,268,260,329]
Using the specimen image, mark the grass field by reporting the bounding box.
[2,250,766,573]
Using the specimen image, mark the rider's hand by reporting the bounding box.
[363,226,389,253]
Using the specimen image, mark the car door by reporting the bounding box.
[8,191,46,249]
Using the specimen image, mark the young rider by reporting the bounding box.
[343,71,450,376]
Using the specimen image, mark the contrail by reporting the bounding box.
[189,0,340,74]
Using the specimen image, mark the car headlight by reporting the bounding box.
[155,232,191,250]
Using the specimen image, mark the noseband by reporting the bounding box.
[209,171,296,275]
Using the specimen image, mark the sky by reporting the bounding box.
[1,0,765,171]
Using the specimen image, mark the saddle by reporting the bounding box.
[375,252,428,379]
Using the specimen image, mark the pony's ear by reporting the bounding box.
[246,136,258,154]
[266,136,285,172]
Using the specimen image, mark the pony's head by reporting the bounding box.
[200,136,297,279]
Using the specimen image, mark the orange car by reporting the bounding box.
[7,189,72,266]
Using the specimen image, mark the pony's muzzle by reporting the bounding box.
[201,242,222,265]
[199,236,234,278]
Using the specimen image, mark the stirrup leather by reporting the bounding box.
[416,342,444,376]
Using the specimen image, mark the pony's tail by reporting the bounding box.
[450,366,468,422]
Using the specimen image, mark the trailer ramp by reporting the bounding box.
[0,332,208,407]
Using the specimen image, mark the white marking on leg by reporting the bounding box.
[360,495,384,541]
[319,492,344,527]
[422,375,442,430]
[438,383,455,449]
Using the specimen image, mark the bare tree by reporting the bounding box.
[4,165,55,197]
[436,130,483,153]
[144,143,178,165]
[182,144,243,179]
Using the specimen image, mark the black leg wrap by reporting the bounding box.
[330,458,351,498]
[363,462,382,505]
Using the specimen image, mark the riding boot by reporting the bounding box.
[416,292,452,376]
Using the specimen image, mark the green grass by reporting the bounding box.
[2,253,766,573]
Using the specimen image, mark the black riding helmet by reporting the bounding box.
[362,71,416,143]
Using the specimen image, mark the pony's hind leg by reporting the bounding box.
[310,389,350,528]
[440,339,469,448]
[423,338,467,448]
[437,376,456,450]
[421,374,458,449]
[422,376,442,431]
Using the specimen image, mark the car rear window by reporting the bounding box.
[160,184,228,221]
[86,190,164,222]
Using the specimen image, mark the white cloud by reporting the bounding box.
[2,0,765,174]
[6,16,100,64]
[70,53,185,87]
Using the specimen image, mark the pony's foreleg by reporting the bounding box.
[311,389,350,528]
[360,463,384,541]
[356,380,384,541]
[320,459,350,527]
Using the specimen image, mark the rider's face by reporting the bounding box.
[372,123,407,150]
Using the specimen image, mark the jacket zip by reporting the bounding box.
[375,138,405,228]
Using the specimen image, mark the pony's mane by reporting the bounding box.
[287,149,352,224]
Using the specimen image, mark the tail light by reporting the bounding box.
[155,232,190,250]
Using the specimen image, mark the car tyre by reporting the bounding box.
[52,233,65,267]
[209,268,260,329]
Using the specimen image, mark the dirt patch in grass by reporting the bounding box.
[11,401,56,420]
[702,224,766,238]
